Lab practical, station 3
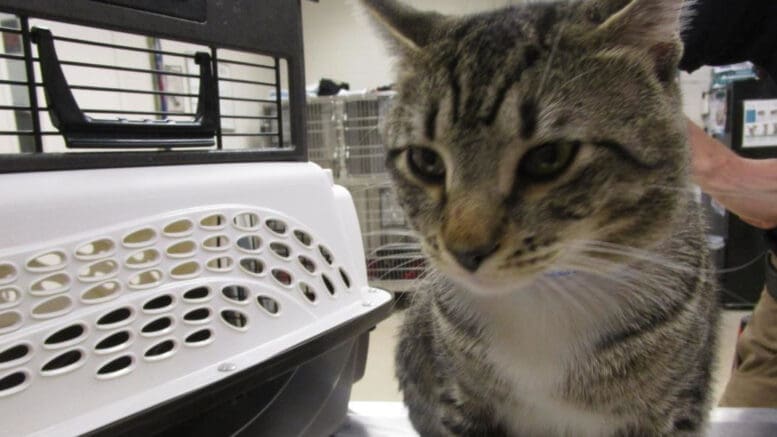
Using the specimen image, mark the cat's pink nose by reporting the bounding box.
[451,243,499,272]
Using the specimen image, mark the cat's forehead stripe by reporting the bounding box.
[425,101,440,141]
[445,45,541,131]
[519,100,538,140]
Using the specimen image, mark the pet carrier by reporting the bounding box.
[0,1,392,436]
[267,92,426,294]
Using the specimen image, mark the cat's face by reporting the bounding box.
[364,0,689,294]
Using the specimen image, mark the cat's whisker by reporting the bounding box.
[643,183,777,199]
[535,21,567,98]
[566,239,705,274]
[361,230,420,239]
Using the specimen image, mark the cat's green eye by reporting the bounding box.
[520,141,580,180]
[406,146,446,183]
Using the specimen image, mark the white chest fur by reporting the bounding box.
[475,283,629,436]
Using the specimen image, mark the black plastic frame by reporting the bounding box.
[84,298,393,437]
[32,27,219,149]
[0,0,310,172]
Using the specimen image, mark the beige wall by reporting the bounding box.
[302,0,711,122]
[302,0,519,91]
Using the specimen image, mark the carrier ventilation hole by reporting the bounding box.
[78,259,119,283]
[298,256,316,273]
[0,263,16,285]
[75,238,115,261]
[294,230,313,247]
[29,272,71,296]
[318,245,334,265]
[126,249,161,269]
[0,311,22,333]
[123,228,157,248]
[143,295,174,313]
[322,274,336,296]
[220,285,247,303]
[270,242,291,259]
[141,317,173,336]
[236,235,262,253]
[185,329,213,346]
[200,214,227,230]
[32,295,73,319]
[203,235,231,252]
[233,212,260,231]
[339,268,352,288]
[183,287,210,302]
[170,261,202,280]
[272,269,293,287]
[82,281,121,304]
[166,240,197,258]
[163,219,194,237]
[97,355,134,378]
[0,287,20,308]
[41,349,84,375]
[206,257,233,272]
[95,331,131,353]
[0,371,28,396]
[183,308,211,324]
[257,296,280,315]
[0,344,30,367]
[44,324,86,347]
[128,269,164,290]
[96,307,133,329]
[266,219,287,235]
[300,283,316,303]
[26,250,67,272]
[144,340,176,361]
[239,258,264,277]
[220,309,248,330]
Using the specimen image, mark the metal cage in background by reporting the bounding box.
[267,92,427,293]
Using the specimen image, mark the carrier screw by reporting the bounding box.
[218,363,237,372]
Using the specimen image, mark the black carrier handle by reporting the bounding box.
[31,27,219,149]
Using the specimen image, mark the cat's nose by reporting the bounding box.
[451,243,499,272]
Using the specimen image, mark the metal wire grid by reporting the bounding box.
[0,14,289,153]
[291,92,426,291]
[341,95,393,176]
[344,181,426,290]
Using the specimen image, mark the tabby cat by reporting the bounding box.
[359,0,720,435]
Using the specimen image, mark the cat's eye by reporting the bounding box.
[406,146,445,183]
[520,141,580,180]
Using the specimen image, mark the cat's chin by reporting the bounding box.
[444,270,539,297]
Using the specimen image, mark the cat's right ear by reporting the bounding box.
[357,0,445,55]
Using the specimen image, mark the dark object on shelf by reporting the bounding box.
[318,78,350,97]
[32,27,219,149]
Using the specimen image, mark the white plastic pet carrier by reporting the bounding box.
[0,2,392,436]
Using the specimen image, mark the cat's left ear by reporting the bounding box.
[590,0,684,82]
[358,0,445,55]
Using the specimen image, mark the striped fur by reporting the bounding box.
[362,0,719,435]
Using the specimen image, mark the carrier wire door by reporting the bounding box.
[0,2,392,436]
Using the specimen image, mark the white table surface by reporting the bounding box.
[335,403,777,437]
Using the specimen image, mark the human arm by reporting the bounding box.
[688,120,777,230]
